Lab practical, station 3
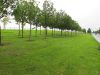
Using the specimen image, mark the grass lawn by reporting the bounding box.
[0,30,100,75]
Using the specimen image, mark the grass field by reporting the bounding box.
[0,30,100,75]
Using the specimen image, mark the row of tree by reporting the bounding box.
[12,0,82,40]
[0,0,83,45]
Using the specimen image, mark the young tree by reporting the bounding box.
[0,0,3,13]
[0,24,1,45]
[87,28,91,33]
[82,28,86,33]
[26,0,37,40]
[13,1,27,38]
[57,10,68,36]
[38,10,44,35]
[0,0,3,45]
[0,0,18,45]
[12,1,21,36]
[17,22,21,36]
[34,3,40,37]
[48,8,56,37]
[42,0,54,39]
[2,15,9,29]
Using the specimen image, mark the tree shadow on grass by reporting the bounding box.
[0,42,11,47]
[97,46,100,51]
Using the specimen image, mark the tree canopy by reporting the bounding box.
[6,0,83,39]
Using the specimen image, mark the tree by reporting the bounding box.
[87,28,91,33]
[0,0,3,45]
[58,10,66,36]
[0,0,3,14]
[55,10,73,36]
[0,24,1,45]
[82,28,86,33]
[54,11,60,36]
[38,10,44,35]
[13,1,27,38]
[49,8,56,36]
[26,0,37,40]
[2,15,9,29]
[42,0,54,39]
[2,0,18,16]
[13,3,21,36]
[17,22,21,36]
[0,0,18,45]
[12,0,82,39]
[34,3,40,37]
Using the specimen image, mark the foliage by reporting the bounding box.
[2,15,9,29]
[0,0,3,15]
[13,1,29,38]
[12,0,82,38]
[82,28,87,33]
[87,28,91,33]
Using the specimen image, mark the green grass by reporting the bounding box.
[0,30,100,75]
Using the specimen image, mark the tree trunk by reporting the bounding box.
[52,27,53,37]
[21,22,24,38]
[35,23,38,37]
[65,30,67,37]
[61,29,63,36]
[67,31,69,36]
[18,23,21,36]
[54,28,55,36]
[0,26,1,45]
[40,25,41,35]
[44,11,47,39]
[76,31,78,36]
[29,23,32,40]
[45,27,47,39]
[4,24,6,30]
[71,30,73,36]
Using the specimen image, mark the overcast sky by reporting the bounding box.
[1,0,100,31]
[37,0,100,31]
